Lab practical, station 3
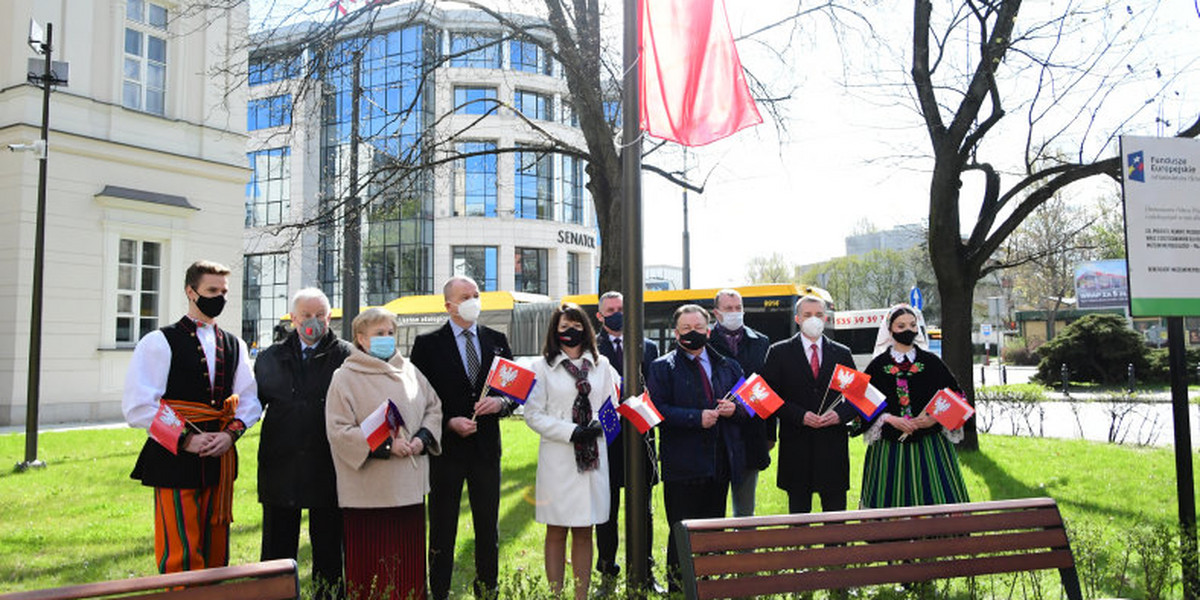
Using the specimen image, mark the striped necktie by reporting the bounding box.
[463,329,480,382]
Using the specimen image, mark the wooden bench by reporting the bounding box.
[0,559,299,600]
[674,497,1082,600]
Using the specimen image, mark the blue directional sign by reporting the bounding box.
[909,286,924,311]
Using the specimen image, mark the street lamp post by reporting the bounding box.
[17,21,58,472]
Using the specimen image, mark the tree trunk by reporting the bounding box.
[938,276,979,450]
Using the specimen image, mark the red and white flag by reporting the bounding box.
[149,402,186,455]
[731,374,784,418]
[485,357,537,404]
[638,0,762,146]
[829,364,870,399]
[926,388,974,430]
[843,383,888,420]
[617,391,664,434]
[360,399,400,449]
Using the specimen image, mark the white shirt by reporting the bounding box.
[449,319,482,378]
[122,322,261,430]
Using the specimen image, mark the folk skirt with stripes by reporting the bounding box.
[859,433,970,509]
[343,503,425,600]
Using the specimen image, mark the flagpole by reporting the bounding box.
[622,0,650,592]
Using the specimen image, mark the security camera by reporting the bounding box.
[8,140,46,158]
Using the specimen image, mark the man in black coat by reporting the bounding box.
[255,288,352,600]
[410,276,516,600]
[707,288,772,517]
[592,291,660,589]
[761,295,857,514]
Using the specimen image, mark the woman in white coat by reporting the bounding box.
[524,302,618,600]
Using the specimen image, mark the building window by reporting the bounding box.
[567,252,581,295]
[453,246,498,292]
[603,100,621,125]
[560,155,585,225]
[515,90,553,122]
[243,253,289,353]
[515,148,554,220]
[515,247,548,294]
[249,54,301,86]
[246,147,290,226]
[249,95,292,130]
[454,86,498,115]
[510,38,551,75]
[123,0,168,115]
[450,32,501,69]
[561,102,579,127]
[116,239,162,345]
[453,141,497,217]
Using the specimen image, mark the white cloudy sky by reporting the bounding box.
[254,1,1200,288]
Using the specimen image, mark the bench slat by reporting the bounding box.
[682,497,1057,532]
[689,507,1066,553]
[695,550,1077,599]
[0,560,298,600]
[693,529,1071,577]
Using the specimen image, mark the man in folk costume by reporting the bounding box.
[123,260,261,572]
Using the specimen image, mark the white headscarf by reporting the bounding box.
[872,303,929,357]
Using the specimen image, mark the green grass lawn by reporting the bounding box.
[2,421,1198,598]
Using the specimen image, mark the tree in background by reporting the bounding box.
[745,252,796,285]
[1033,314,1148,385]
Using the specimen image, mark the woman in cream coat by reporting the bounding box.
[326,307,442,600]
[524,302,618,600]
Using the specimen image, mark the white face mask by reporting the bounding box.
[457,297,482,323]
[719,311,744,331]
[800,315,825,339]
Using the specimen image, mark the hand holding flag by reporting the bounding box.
[362,399,416,467]
[149,401,197,455]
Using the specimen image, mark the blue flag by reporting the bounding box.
[598,397,621,446]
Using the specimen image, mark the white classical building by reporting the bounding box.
[0,0,249,426]
[241,2,601,351]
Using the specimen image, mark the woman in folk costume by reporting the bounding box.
[326,307,442,600]
[524,302,618,600]
[859,304,970,508]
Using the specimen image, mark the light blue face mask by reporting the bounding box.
[368,335,396,360]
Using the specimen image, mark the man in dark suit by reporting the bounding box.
[707,288,772,517]
[761,294,856,514]
[410,276,516,600]
[592,290,660,589]
[647,304,747,592]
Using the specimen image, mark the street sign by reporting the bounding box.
[980,323,993,338]
[909,286,923,311]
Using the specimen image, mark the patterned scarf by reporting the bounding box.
[560,357,599,472]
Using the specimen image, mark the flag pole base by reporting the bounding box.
[14,460,47,472]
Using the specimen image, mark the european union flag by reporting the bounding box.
[598,398,621,446]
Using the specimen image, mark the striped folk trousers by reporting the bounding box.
[153,487,229,573]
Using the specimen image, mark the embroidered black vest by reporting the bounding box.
[130,318,242,489]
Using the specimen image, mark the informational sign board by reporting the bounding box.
[1074,259,1129,309]
[980,323,993,339]
[1119,135,1200,317]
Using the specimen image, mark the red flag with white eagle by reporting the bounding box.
[616,391,664,434]
[149,401,186,455]
[731,374,784,418]
[926,388,974,430]
[829,364,870,399]
[485,357,537,404]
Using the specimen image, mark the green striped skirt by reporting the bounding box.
[860,433,970,509]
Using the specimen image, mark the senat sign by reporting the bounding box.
[831,309,890,328]
[557,230,596,249]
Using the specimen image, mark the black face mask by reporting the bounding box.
[194,293,226,319]
[558,327,585,348]
[678,330,708,351]
[603,311,624,332]
[893,329,918,346]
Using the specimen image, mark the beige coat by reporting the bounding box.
[326,348,443,508]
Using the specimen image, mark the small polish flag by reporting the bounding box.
[361,399,400,449]
[927,388,974,430]
[731,374,785,418]
[149,402,186,455]
[844,383,888,421]
[485,357,537,404]
[829,364,870,399]
[616,391,664,435]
